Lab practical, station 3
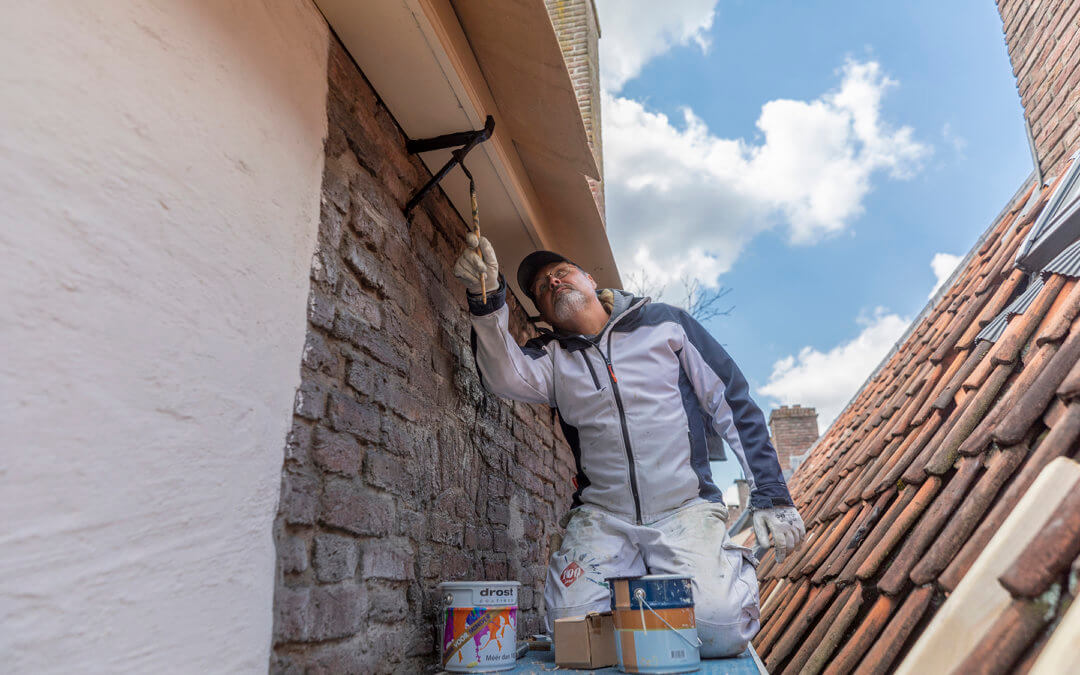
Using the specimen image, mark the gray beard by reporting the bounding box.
[552,288,588,324]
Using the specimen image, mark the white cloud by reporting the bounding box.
[603,60,931,288]
[759,308,910,431]
[942,123,968,159]
[595,0,719,93]
[929,252,962,298]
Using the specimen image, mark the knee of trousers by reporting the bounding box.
[694,595,761,658]
[696,610,760,659]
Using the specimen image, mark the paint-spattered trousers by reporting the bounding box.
[543,501,760,658]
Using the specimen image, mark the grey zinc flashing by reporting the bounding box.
[975,275,1046,344]
[1041,237,1080,278]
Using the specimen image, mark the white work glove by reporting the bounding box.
[453,233,499,295]
[752,505,806,563]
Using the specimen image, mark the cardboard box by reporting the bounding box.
[553,612,617,669]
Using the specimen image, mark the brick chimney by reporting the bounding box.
[998,0,1080,179]
[768,405,819,474]
[546,0,605,215]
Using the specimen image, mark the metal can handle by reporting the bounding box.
[634,589,703,649]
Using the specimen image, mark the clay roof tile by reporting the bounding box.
[998,482,1080,598]
[941,406,1080,590]
[762,583,838,672]
[877,456,982,596]
[801,582,865,674]
[778,583,860,675]
[993,315,1080,445]
[821,594,896,675]
[910,442,1028,586]
[755,579,810,656]
[951,598,1051,674]
[850,584,935,675]
[856,477,943,583]
[1058,357,1080,400]
[922,363,1015,475]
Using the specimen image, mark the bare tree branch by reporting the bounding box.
[679,274,734,323]
[625,269,665,301]
[623,271,734,323]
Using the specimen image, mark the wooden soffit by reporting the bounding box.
[314,0,619,307]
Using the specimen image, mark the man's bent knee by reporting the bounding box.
[696,613,759,658]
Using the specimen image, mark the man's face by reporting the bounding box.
[531,261,596,326]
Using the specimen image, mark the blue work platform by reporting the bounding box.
[509,647,766,674]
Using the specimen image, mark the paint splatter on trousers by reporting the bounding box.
[543,500,760,658]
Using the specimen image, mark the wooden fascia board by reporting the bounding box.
[410,0,550,251]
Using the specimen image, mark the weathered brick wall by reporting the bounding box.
[546,0,605,215]
[998,0,1080,178]
[270,39,576,673]
[767,405,819,473]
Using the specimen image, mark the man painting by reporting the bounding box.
[454,235,805,657]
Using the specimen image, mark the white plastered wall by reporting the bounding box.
[0,1,329,671]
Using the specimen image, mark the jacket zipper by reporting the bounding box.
[596,333,643,524]
[582,352,602,390]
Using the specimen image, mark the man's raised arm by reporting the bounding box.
[454,234,554,406]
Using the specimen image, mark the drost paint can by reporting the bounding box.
[438,581,520,672]
[607,574,701,674]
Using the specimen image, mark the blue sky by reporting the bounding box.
[592,0,1033,494]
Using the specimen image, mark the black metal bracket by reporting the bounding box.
[404,115,495,219]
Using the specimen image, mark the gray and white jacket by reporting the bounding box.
[468,280,793,524]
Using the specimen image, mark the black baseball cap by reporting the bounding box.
[517,250,578,303]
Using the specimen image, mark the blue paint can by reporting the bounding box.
[607,574,701,673]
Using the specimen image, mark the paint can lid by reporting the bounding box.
[437,580,522,589]
[604,574,692,582]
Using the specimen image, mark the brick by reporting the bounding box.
[318,199,345,250]
[309,244,340,287]
[484,559,509,580]
[319,477,393,536]
[293,636,379,674]
[300,331,337,376]
[327,393,380,442]
[284,419,313,466]
[313,533,359,583]
[487,500,510,525]
[280,534,309,574]
[362,540,415,580]
[307,287,336,330]
[342,234,384,292]
[360,334,409,376]
[370,375,427,423]
[312,426,362,475]
[279,470,318,526]
[332,308,381,352]
[365,448,417,498]
[441,548,472,580]
[395,508,426,539]
[492,527,511,553]
[278,584,365,645]
[429,512,464,546]
[367,585,409,623]
[293,379,327,421]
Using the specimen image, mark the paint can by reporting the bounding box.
[438,581,520,672]
[607,574,701,674]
